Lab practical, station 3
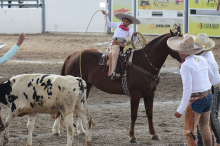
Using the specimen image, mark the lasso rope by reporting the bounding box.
[79,10,110,78]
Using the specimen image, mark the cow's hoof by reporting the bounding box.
[52,132,61,136]
[152,136,160,140]
[86,141,92,146]
[130,138,138,143]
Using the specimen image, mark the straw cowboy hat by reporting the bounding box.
[183,33,215,52]
[0,43,6,50]
[167,35,204,55]
[115,11,140,24]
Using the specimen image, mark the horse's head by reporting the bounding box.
[168,26,182,63]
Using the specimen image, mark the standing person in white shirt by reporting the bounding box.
[102,10,140,80]
[167,35,214,146]
[184,33,220,146]
[0,33,26,135]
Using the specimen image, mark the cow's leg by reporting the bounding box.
[2,113,14,146]
[129,94,141,143]
[52,115,61,136]
[26,114,37,146]
[74,101,94,146]
[63,112,74,146]
[75,83,92,135]
[143,93,159,140]
[76,117,85,134]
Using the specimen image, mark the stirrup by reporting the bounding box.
[111,72,116,80]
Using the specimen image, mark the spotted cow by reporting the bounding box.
[0,74,94,146]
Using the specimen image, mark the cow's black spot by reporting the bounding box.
[36,78,39,84]
[11,103,16,112]
[28,82,33,87]
[76,78,84,92]
[13,79,15,83]
[38,102,43,106]
[73,88,76,91]
[23,92,28,99]
[39,75,49,83]
[73,123,76,128]
[58,86,61,90]
[0,80,11,105]
[48,97,50,99]
[32,79,34,81]
[32,86,41,102]
[41,79,52,96]
[30,103,34,108]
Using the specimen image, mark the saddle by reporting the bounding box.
[99,47,133,79]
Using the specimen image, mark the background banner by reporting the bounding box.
[189,15,220,36]
[138,0,184,11]
[138,18,183,34]
[112,0,133,31]
[189,0,218,9]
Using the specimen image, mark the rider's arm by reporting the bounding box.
[104,16,117,28]
[0,44,20,65]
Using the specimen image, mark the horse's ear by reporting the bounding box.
[170,29,175,36]
[177,26,181,33]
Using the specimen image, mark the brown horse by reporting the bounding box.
[60,28,182,143]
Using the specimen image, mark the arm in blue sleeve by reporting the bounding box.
[0,44,20,65]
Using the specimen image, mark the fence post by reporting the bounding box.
[42,0,45,33]
[134,0,136,32]
[107,0,111,34]
[184,0,188,33]
[1,0,3,8]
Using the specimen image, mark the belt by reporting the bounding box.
[111,40,125,47]
[112,38,126,43]
[190,90,211,101]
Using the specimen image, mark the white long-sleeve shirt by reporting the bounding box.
[0,44,20,65]
[177,55,214,114]
[200,51,220,86]
[104,16,137,42]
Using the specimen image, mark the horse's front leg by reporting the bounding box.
[143,93,160,140]
[129,94,141,143]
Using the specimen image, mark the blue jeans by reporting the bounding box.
[192,93,213,114]
[197,90,220,145]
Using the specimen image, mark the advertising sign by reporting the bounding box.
[138,0,184,11]
[189,0,218,9]
[112,0,133,31]
[138,18,183,34]
[189,15,220,36]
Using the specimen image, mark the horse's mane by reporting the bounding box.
[145,33,170,49]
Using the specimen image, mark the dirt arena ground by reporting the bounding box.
[0,32,219,146]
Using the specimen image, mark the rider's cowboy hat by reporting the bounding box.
[167,35,204,55]
[183,33,215,52]
[114,11,141,24]
[0,43,6,50]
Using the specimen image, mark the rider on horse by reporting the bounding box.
[102,10,140,80]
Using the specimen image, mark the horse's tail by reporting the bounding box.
[60,55,72,76]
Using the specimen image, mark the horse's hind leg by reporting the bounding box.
[2,113,15,146]
[143,94,160,140]
[129,95,141,143]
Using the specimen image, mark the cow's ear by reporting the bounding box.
[170,29,175,36]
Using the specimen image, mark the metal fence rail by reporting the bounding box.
[1,0,41,8]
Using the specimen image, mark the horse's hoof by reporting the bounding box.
[152,136,160,140]
[130,138,138,143]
